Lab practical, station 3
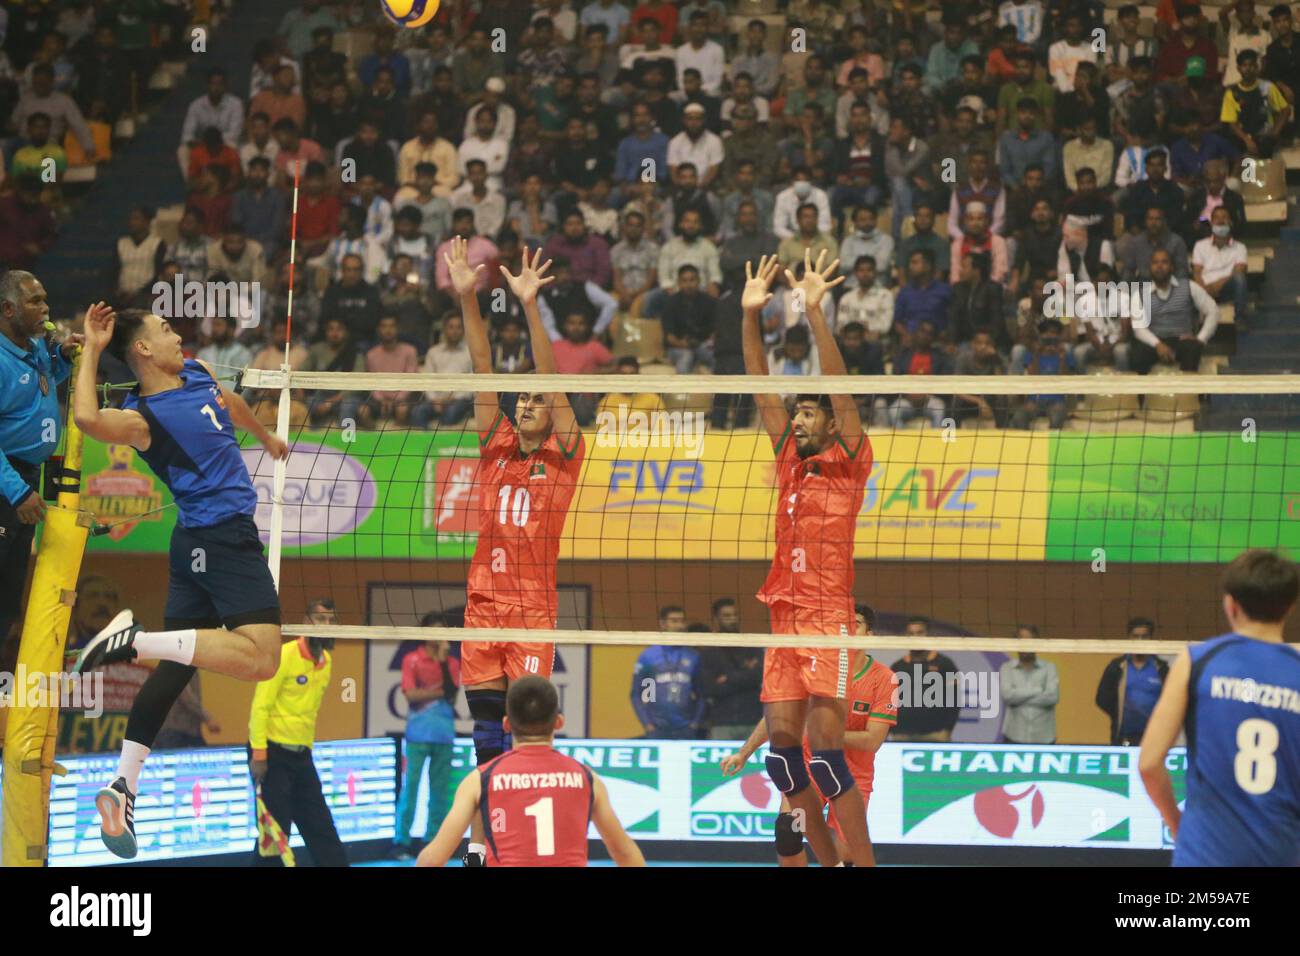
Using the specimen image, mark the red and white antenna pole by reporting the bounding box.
[268,158,303,593]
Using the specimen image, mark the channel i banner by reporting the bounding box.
[429,740,1184,851]
[693,742,1186,849]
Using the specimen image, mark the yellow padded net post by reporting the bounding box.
[2,353,93,866]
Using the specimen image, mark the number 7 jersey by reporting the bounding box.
[121,359,258,528]
[467,410,585,621]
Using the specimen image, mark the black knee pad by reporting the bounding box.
[466,689,507,765]
[809,749,855,800]
[764,746,811,796]
[466,688,506,723]
[774,812,804,857]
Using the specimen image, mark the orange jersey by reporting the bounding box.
[467,411,584,619]
[803,655,899,793]
[757,424,872,612]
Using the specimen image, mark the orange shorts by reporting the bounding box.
[760,602,856,702]
[460,595,556,686]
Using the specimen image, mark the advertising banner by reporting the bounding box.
[83,429,1050,562]
[13,739,1186,863]
[1045,433,1300,562]
[406,739,1184,852]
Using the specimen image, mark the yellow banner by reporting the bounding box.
[564,428,1049,562]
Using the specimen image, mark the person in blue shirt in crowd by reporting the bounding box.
[1010,317,1077,428]
[1096,616,1169,745]
[631,605,706,739]
[614,102,670,194]
[0,270,82,642]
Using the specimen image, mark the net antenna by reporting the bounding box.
[266,158,302,592]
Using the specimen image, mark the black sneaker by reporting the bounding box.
[96,777,138,859]
[461,846,486,867]
[72,610,141,674]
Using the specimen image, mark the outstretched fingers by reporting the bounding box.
[815,247,834,275]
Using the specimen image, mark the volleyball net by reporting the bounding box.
[227,366,1300,656]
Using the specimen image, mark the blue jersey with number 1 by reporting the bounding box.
[122,359,258,528]
[1174,633,1300,866]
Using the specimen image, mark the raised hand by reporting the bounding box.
[741,255,782,312]
[499,246,555,305]
[83,301,116,352]
[785,248,845,309]
[443,235,484,298]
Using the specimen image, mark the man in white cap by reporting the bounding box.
[667,102,724,188]
[464,77,516,145]
[1056,213,1115,284]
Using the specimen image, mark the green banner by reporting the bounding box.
[82,429,1300,565]
[82,429,480,558]
[1044,433,1300,562]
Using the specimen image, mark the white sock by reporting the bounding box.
[116,741,150,794]
[468,842,485,857]
[133,629,197,665]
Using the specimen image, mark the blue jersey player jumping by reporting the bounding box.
[1140,549,1300,866]
[72,303,288,859]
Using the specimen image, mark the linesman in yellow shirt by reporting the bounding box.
[248,597,347,866]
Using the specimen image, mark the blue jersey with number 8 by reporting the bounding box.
[1174,633,1300,866]
[122,359,259,528]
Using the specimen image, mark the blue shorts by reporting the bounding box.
[165,514,281,629]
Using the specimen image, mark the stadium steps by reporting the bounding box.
[1200,175,1300,429]
[34,0,297,315]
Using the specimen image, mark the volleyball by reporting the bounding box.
[379,0,440,28]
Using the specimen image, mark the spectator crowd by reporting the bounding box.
[4,0,1291,430]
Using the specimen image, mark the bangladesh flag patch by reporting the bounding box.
[530,462,547,480]
[852,700,869,713]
